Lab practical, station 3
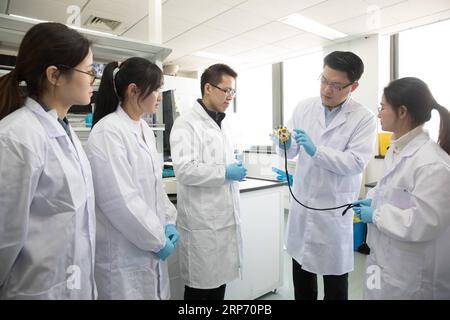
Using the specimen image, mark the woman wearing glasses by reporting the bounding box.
[0,23,96,299]
[85,57,178,300]
[353,77,450,299]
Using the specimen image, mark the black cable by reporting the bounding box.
[282,141,355,216]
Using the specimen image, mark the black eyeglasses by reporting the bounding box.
[209,83,236,97]
[57,64,98,85]
[319,75,353,92]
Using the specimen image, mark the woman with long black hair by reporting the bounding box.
[0,23,97,299]
[353,77,450,299]
[86,57,178,300]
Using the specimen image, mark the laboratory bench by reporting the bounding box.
[165,177,287,300]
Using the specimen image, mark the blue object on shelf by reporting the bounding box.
[85,113,93,128]
[163,168,175,178]
[353,222,366,251]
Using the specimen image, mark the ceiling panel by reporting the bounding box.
[298,0,400,26]
[379,8,450,35]
[120,15,148,41]
[204,7,270,35]
[81,0,147,34]
[241,21,304,44]
[272,32,332,51]
[381,0,450,23]
[362,0,408,6]
[161,13,198,42]
[8,0,87,23]
[236,0,326,20]
[4,0,450,72]
[201,34,267,56]
[164,24,233,60]
[330,10,398,35]
[162,0,233,23]
[170,54,218,71]
[233,44,292,62]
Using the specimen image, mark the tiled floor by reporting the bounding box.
[258,250,367,300]
[258,212,368,300]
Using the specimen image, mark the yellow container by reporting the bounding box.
[378,132,392,156]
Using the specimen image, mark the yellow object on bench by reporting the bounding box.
[378,132,392,156]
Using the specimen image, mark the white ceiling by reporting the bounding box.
[2,0,450,72]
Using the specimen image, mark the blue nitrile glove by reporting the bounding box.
[293,129,317,157]
[352,198,372,207]
[226,161,247,181]
[353,205,374,224]
[271,133,292,150]
[272,167,293,186]
[155,237,175,261]
[165,224,180,246]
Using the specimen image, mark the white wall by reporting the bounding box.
[162,75,200,115]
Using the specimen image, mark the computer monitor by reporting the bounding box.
[162,90,179,161]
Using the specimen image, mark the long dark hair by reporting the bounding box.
[0,22,91,120]
[93,57,163,127]
[384,77,450,155]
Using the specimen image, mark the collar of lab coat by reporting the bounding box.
[193,100,223,131]
[25,97,68,139]
[316,96,360,134]
[116,105,154,156]
[116,105,142,135]
[381,130,430,182]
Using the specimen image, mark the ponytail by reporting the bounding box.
[93,61,120,127]
[92,57,163,127]
[434,103,450,155]
[0,70,25,120]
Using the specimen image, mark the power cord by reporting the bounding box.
[281,140,355,216]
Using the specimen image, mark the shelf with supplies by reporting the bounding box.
[0,13,172,64]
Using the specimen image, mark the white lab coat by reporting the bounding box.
[170,101,243,289]
[364,130,450,299]
[278,97,377,275]
[0,98,96,299]
[86,106,177,300]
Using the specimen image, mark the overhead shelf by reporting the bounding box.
[0,14,172,63]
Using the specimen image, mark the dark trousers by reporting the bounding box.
[184,284,226,300]
[292,258,348,300]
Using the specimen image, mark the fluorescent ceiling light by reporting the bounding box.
[9,14,115,37]
[192,51,240,62]
[278,13,347,40]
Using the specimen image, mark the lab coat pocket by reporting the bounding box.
[188,230,216,278]
[111,264,158,299]
[385,186,413,210]
[383,245,425,296]
[327,134,350,151]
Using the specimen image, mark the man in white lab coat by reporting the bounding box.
[275,51,377,300]
[170,64,247,300]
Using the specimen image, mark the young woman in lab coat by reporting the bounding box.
[86,57,178,300]
[0,23,97,299]
[353,77,450,299]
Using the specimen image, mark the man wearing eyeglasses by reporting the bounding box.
[274,51,377,300]
[170,64,246,300]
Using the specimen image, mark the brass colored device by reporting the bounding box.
[274,126,291,144]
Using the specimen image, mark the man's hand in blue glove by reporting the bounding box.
[271,133,292,150]
[352,198,372,207]
[272,167,293,186]
[293,129,317,157]
[226,161,247,181]
[165,224,180,246]
[352,199,374,224]
[155,237,175,261]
